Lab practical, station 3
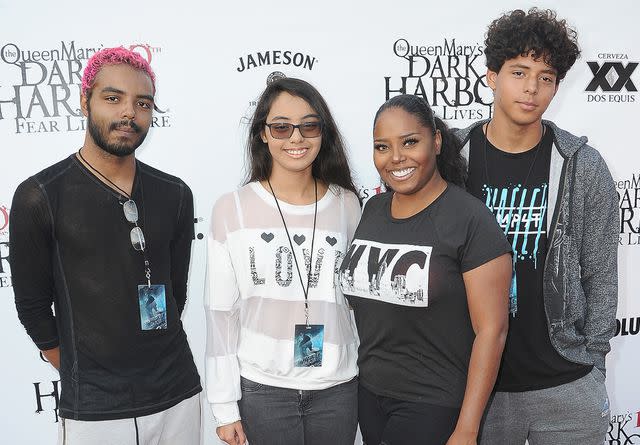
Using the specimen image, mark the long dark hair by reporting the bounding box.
[373,94,467,187]
[245,77,359,198]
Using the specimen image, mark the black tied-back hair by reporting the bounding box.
[485,8,580,82]
[373,94,467,187]
[246,77,359,198]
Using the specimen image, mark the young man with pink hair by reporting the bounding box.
[10,47,202,444]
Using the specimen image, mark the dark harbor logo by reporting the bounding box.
[0,204,8,232]
[33,380,61,422]
[585,53,637,103]
[384,38,493,121]
[236,50,317,73]
[0,41,171,135]
[0,204,10,288]
[617,174,640,246]
[607,411,640,444]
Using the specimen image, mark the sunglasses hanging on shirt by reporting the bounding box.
[77,149,167,331]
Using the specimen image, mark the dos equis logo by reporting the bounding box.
[384,38,493,121]
[0,41,170,135]
[585,52,637,103]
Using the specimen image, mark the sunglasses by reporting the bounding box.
[122,199,146,251]
[265,121,323,139]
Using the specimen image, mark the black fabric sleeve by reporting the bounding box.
[9,178,59,350]
[459,202,512,273]
[170,183,194,316]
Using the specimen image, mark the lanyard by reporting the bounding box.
[77,149,152,286]
[267,179,317,326]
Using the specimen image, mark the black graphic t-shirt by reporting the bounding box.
[340,185,511,407]
[467,125,591,392]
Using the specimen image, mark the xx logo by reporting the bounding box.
[586,62,638,92]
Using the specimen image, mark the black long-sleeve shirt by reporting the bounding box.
[10,155,201,420]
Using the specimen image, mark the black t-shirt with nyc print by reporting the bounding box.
[340,184,510,407]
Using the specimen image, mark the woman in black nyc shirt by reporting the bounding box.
[340,95,512,445]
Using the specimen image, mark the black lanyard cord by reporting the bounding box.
[483,121,545,190]
[78,148,132,199]
[267,178,318,326]
[78,148,151,284]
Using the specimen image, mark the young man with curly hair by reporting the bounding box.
[455,8,618,444]
[10,48,201,444]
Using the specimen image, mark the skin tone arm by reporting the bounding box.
[446,253,512,445]
[41,346,60,370]
[217,421,247,445]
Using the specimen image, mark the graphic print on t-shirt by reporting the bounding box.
[482,183,548,316]
[339,239,431,307]
[483,184,547,266]
[246,229,345,293]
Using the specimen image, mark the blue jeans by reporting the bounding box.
[238,376,358,445]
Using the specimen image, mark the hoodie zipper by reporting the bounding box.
[545,152,569,266]
[545,157,567,331]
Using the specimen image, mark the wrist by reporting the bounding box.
[452,421,479,437]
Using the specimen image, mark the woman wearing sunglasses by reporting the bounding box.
[339,95,512,445]
[205,77,361,445]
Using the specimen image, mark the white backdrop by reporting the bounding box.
[0,1,638,443]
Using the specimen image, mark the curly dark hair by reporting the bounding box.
[374,95,467,187]
[485,8,580,82]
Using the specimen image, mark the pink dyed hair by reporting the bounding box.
[81,47,156,96]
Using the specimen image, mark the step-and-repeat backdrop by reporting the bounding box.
[0,1,637,443]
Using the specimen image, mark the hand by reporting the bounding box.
[446,429,477,445]
[216,421,247,445]
[41,347,60,370]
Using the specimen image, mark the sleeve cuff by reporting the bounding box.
[461,246,512,273]
[35,337,59,351]
[211,401,240,426]
[587,349,606,377]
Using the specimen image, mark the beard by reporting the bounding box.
[87,107,149,158]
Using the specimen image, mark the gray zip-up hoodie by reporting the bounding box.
[455,120,619,376]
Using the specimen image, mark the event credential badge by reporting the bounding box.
[138,285,168,330]
[294,324,324,367]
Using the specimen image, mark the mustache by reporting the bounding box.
[109,119,141,133]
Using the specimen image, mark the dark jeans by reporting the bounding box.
[358,384,460,445]
[238,376,358,445]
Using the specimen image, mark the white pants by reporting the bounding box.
[57,393,201,445]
